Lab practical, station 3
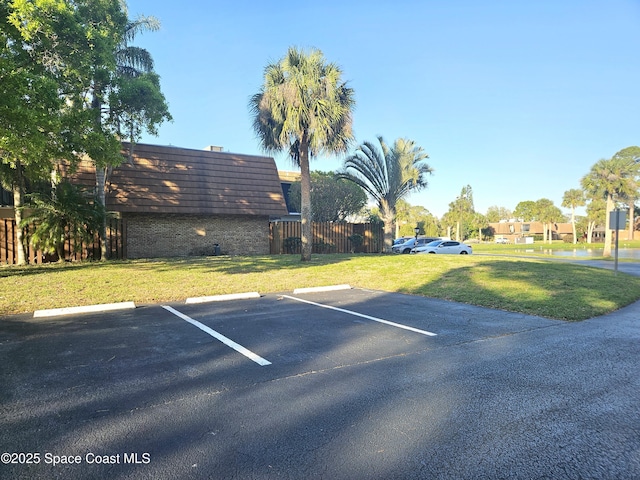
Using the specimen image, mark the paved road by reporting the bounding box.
[1,277,639,479]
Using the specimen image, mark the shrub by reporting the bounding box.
[348,233,364,253]
[313,241,336,253]
[283,236,301,253]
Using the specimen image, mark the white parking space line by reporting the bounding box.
[282,295,437,337]
[293,284,351,294]
[34,301,136,318]
[162,306,271,366]
[185,292,260,304]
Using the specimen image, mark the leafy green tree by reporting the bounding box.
[366,206,382,224]
[250,47,355,261]
[471,212,489,241]
[585,197,606,244]
[485,205,512,223]
[5,1,170,263]
[395,200,439,237]
[394,200,413,237]
[109,72,171,143]
[581,157,637,256]
[339,137,432,252]
[288,171,367,222]
[20,181,104,261]
[442,185,475,241]
[82,1,131,225]
[562,188,586,244]
[513,200,538,221]
[1,0,87,264]
[94,9,171,260]
[574,215,589,243]
[423,213,441,237]
[611,146,640,241]
[535,198,564,244]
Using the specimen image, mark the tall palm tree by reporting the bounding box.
[339,136,432,252]
[116,11,160,79]
[94,11,161,260]
[562,188,585,244]
[581,157,637,256]
[611,146,640,241]
[250,47,355,261]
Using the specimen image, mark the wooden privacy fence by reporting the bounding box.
[0,217,125,265]
[2,217,382,262]
[270,221,383,254]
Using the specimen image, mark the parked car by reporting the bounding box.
[392,237,440,254]
[393,236,414,246]
[495,237,509,244]
[413,240,472,254]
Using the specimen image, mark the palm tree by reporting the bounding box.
[94,11,161,260]
[611,146,640,241]
[250,47,355,261]
[562,188,586,244]
[21,181,104,261]
[339,136,432,252]
[115,10,160,79]
[581,157,637,256]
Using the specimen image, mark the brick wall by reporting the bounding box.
[124,214,270,258]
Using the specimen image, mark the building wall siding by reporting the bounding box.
[124,214,269,258]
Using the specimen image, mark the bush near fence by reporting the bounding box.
[0,217,124,264]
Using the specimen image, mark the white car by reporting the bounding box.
[414,240,472,255]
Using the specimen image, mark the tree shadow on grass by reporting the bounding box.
[0,260,119,278]
[407,259,640,321]
[0,254,358,279]
[127,253,358,275]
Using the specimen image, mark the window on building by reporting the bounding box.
[0,185,13,206]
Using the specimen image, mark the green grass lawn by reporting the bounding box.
[2,253,640,321]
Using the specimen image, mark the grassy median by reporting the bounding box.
[2,253,640,320]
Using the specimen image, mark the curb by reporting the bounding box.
[34,301,136,318]
[293,284,352,294]
[31,286,352,317]
[185,292,261,304]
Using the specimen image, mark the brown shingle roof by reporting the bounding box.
[73,143,288,216]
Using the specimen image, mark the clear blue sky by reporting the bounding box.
[127,0,640,218]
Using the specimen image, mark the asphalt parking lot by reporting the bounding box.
[1,287,640,479]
